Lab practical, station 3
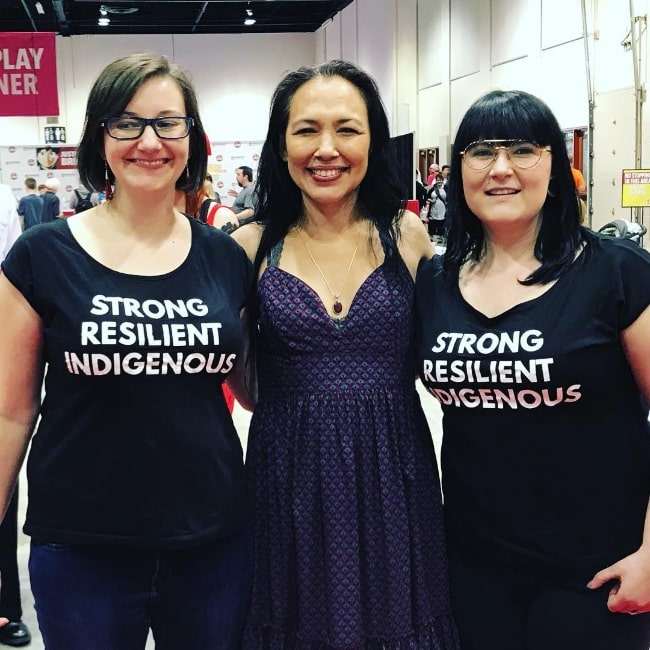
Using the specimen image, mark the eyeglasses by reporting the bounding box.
[461,140,552,170]
[102,116,194,140]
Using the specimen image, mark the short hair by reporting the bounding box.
[444,89,592,285]
[76,52,207,195]
[24,177,37,190]
[441,165,450,172]
[252,60,406,276]
[44,177,60,191]
[237,166,253,183]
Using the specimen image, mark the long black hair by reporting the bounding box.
[445,89,594,285]
[76,52,207,196]
[251,59,407,283]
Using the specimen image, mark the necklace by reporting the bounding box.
[300,232,359,315]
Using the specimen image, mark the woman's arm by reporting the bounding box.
[226,224,264,411]
[225,308,257,412]
[232,222,263,263]
[207,204,239,234]
[0,274,44,521]
[397,210,435,279]
[587,303,650,613]
[621,303,650,404]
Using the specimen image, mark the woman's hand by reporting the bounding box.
[587,546,650,614]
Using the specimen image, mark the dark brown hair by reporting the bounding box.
[76,52,207,195]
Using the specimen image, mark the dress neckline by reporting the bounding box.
[261,264,387,323]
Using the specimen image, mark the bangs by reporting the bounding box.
[456,91,554,149]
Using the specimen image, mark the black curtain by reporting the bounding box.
[388,132,414,199]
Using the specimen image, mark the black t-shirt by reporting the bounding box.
[415,236,650,582]
[40,192,59,223]
[2,216,251,549]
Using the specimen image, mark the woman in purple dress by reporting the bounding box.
[234,60,459,649]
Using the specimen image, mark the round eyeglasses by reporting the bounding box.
[461,140,552,170]
[102,116,194,140]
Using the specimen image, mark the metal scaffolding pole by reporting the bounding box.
[628,0,646,231]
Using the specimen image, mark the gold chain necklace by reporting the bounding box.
[299,232,359,315]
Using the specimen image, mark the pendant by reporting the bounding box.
[333,300,343,314]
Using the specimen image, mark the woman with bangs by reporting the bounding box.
[416,89,650,648]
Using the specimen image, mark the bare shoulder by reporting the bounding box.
[397,210,434,277]
[232,223,263,262]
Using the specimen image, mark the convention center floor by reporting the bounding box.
[15,384,443,649]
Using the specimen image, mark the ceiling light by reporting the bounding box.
[244,8,255,25]
[34,2,45,15]
[99,5,108,15]
[98,16,110,26]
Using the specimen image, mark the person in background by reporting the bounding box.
[425,172,447,241]
[0,51,253,650]
[0,184,21,260]
[441,163,451,190]
[415,168,428,209]
[176,184,238,234]
[68,183,99,213]
[234,59,459,649]
[416,89,650,649]
[0,184,27,646]
[568,151,587,196]
[0,489,31,648]
[40,177,61,222]
[568,152,588,223]
[426,161,441,186]
[204,177,216,200]
[17,177,43,231]
[228,165,256,225]
[205,174,222,203]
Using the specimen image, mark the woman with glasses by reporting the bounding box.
[0,52,253,649]
[416,89,650,649]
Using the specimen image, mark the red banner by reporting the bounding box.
[0,32,59,117]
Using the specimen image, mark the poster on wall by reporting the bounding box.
[0,145,80,211]
[0,32,59,117]
[36,146,77,171]
[0,140,262,213]
[621,169,650,207]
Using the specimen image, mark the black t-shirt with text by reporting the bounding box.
[416,236,650,582]
[2,216,251,549]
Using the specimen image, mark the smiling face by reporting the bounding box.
[461,144,552,231]
[283,75,371,213]
[104,75,189,200]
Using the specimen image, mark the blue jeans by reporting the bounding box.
[29,526,253,650]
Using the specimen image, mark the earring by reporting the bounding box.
[104,161,114,200]
[186,164,190,180]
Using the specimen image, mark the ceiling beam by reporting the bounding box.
[19,0,38,30]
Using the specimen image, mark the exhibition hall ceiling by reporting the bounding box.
[5,0,354,35]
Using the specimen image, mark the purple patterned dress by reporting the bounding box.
[243,243,459,649]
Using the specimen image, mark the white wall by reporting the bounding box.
[3,0,648,232]
[319,0,648,231]
[0,32,316,147]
